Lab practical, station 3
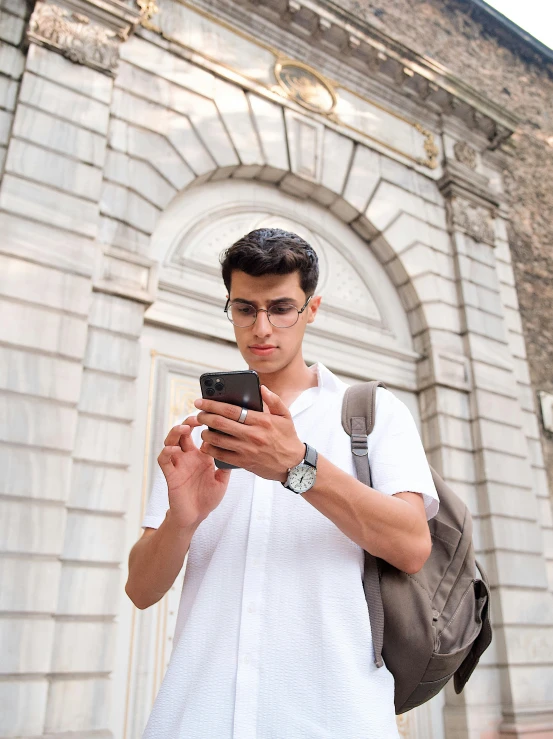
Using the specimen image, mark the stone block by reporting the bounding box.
[419,385,471,421]
[0,74,17,110]
[457,253,500,290]
[480,549,549,589]
[498,282,520,311]
[116,61,238,168]
[78,371,136,422]
[473,388,522,426]
[409,301,462,335]
[0,679,48,736]
[475,449,531,488]
[0,393,78,450]
[57,563,122,616]
[461,280,503,317]
[500,587,553,625]
[26,43,113,104]
[12,105,107,167]
[84,327,140,377]
[89,293,144,337]
[343,145,381,212]
[477,481,538,520]
[508,329,527,360]
[45,675,111,733]
[428,446,476,483]
[320,128,354,196]
[329,196,358,223]
[70,461,129,513]
[522,408,541,441]
[104,150,177,209]
[51,620,116,673]
[0,253,91,315]
[471,360,518,399]
[0,555,60,612]
[0,40,25,79]
[0,297,88,359]
[0,108,10,145]
[466,332,513,370]
[473,417,528,457]
[62,510,126,563]
[517,380,535,413]
[382,213,450,257]
[513,357,531,386]
[507,664,553,706]
[463,305,508,343]
[120,36,215,98]
[496,258,515,287]
[214,78,263,166]
[98,215,152,254]
[0,8,25,45]
[100,181,160,235]
[0,444,71,500]
[400,242,456,280]
[0,497,66,555]
[0,616,54,673]
[0,211,96,277]
[0,174,99,238]
[528,438,545,468]
[248,93,289,174]
[110,91,213,178]
[284,108,323,183]
[0,346,83,403]
[279,172,317,199]
[19,73,110,134]
[479,516,544,554]
[538,498,553,528]
[367,179,447,233]
[455,231,496,267]
[73,415,132,466]
[421,413,472,451]
[6,138,102,201]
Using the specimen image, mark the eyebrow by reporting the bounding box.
[231,297,298,306]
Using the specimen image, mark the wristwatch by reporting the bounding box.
[282,443,318,494]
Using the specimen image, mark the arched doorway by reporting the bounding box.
[117,180,445,739]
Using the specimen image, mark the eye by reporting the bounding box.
[235,305,255,315]
[270,304,295,315]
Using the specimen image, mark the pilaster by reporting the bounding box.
[438,127,553,739]
[0,0,145,736]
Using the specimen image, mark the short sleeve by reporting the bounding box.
[367,387,439,520]
[141,424,203,529]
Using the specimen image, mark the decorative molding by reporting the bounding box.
[450,196,496,246]
[415,123,440,170]
[418,350,472,392]
[275,59,336,114]
[538,392,553,434]
[454,140,478,169]
[94,245,158,304]
[28,2,119,73]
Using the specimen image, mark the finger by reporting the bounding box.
[201,428,242,452]
[196,411,249,434]
[164,424,192,446]
[183,414,202,429]
[200,441,239,465]
[157,445,182,469]
[195,398,261,424]
[214,467,232,484]
[260,385,291,418]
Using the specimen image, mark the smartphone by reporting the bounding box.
[199,370,263,470]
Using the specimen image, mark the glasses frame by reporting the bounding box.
[224,295,313,328]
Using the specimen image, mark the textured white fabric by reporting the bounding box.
[141,364,439,739]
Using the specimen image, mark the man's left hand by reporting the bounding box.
[188,386,305,482]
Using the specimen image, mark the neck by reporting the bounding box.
[254,351,318,407]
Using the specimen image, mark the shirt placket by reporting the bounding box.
[232,475,274,739]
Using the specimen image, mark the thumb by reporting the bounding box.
[260,385,291,418]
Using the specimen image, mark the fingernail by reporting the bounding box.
[194,399,203,408]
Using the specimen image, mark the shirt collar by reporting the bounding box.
[288,363,342,418]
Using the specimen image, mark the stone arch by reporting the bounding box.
[100,33,458,370]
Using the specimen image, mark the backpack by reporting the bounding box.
[342,381,492,714]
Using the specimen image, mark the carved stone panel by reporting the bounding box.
[450,196,496,246]
[453,141,478,170]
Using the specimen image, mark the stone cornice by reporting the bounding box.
[210,0,520,147]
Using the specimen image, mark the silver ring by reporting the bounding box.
[237,407,248,424]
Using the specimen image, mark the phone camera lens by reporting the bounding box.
[214,382,224,392]
[206,388,215,397]
[204,378,213,387]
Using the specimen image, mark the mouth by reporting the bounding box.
[249,345,278,356]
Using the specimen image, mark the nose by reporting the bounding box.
[253,309,273,338]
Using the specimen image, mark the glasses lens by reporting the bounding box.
[268,304,299,328]
[228,303,257,327]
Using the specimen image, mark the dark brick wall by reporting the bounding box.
[339,0,553,489]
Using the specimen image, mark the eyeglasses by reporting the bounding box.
[224,296,312,328]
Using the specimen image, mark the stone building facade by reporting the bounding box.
[0,0,552,738]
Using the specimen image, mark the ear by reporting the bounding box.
[307,295,322,324]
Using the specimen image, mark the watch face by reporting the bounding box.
[288,463,316,493]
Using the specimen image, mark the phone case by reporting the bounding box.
[199,370,263,469]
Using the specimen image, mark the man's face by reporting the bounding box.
[228,270,321,374]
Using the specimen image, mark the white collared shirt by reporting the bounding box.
[141,364,439,739]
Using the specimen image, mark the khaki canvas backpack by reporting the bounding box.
[342,381,492,714]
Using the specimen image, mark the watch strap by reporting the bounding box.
[303,443,318,469]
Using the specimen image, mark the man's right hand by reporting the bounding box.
[157,422,231,529]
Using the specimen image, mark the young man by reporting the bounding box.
[126,228,439,739]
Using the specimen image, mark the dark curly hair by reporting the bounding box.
[220,228,319,296]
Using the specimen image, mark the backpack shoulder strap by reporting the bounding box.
[341,381,387,668]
